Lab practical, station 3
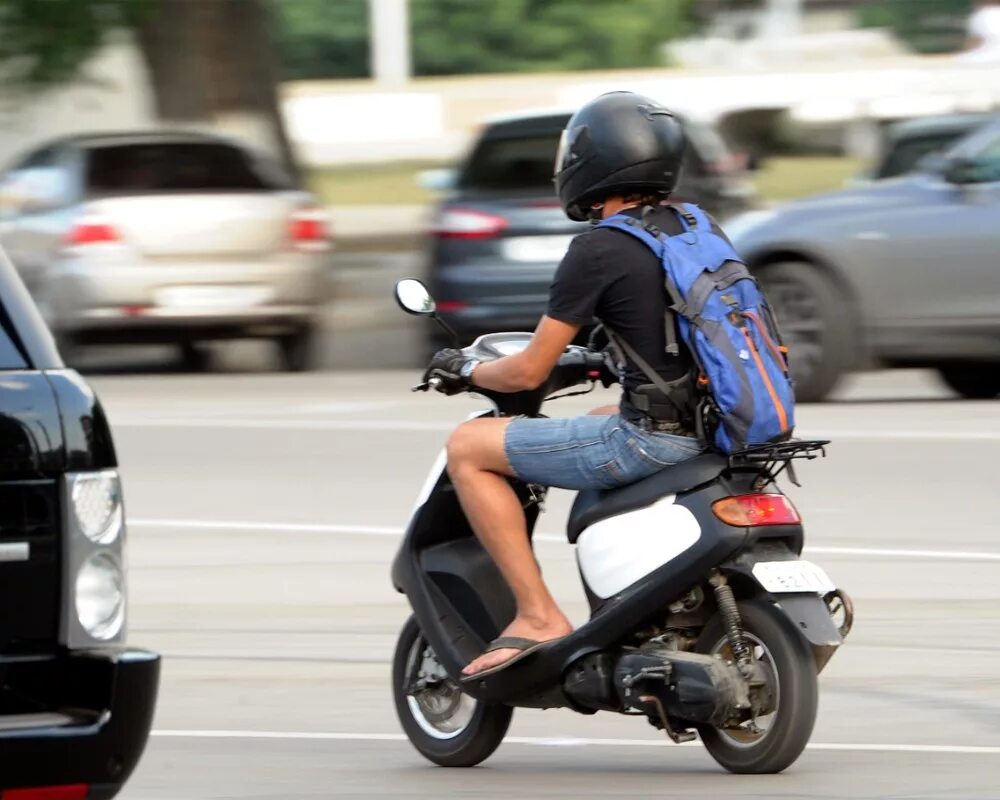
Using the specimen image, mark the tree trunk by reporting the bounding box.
[134,0,300,183]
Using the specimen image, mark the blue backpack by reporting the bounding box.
[596,204,795,454]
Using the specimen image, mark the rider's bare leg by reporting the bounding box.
[446,417,573,676]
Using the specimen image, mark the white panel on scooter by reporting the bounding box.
[576,494,701,599]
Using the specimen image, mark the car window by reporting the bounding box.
[85,142,281,195]
[878,132,970,179]
[459,133,562,193]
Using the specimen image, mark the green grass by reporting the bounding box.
[752,155,866,203]
[307,160,443,206]
[307,155,867,207]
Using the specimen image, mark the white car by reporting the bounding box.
[0,130,332,370]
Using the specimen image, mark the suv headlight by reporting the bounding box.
[71,470,123,544]
[75,552,125,640]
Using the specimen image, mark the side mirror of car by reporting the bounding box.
[942,156,982,185]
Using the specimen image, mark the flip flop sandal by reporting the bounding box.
[460,636,557,682]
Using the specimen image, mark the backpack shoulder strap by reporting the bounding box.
[594,213,665,252]
[604,326,690,418]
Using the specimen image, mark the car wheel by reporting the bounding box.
[276,325,317,372]
[755,261,856,403]
[937,364,1000,399]
[179,342,212,372]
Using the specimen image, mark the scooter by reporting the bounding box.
[390,278,853,774]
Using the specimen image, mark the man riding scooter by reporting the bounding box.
[422,91,742,680]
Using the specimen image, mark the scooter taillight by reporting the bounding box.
[712,494,800,527]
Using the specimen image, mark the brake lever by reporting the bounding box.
[411,382,429,392]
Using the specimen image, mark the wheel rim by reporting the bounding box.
[763,279,825,384]
[404,635,476,740]
[711,632,781,747]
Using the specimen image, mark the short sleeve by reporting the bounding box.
[546,233,610,326]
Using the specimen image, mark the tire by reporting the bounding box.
[178,342,212,372]
[937,364,1000,399]
[695,599,818,774]
[756,261,856,403]
[392,615,512,767]
[275,325,317,372]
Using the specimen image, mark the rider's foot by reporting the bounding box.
[462,612,573,677]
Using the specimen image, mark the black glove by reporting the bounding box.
[423,348,473,395]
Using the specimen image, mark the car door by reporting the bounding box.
[859,125,1000,356]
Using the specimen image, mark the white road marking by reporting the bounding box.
[149,729,1000,755]
[127,518,1000,561]
[110,416,1000,441]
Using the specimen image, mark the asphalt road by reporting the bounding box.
[89,366,1000,800]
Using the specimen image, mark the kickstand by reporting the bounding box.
[639,694,696,744]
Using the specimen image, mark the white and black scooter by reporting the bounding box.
[390,279,853,775]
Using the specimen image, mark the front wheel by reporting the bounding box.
[392,615,512,767]
[695,599,818,774]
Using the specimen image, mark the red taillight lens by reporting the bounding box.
[712,494,801,527]
[2,786,89,800]
[436,300,468,313]
[67,216,119,246]
[289,208,331,251]
[432,208,508,240]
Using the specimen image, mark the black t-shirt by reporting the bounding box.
[546,204,728,423]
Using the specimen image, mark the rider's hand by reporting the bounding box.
[423,348,474,395]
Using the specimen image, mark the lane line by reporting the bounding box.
[110,416,1000,441]
[149,729,1000,755]
[128,518,1000,562]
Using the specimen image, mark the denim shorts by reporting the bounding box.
[503,413,705,491]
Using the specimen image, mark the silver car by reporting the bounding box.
[0,131,332,370]
[729,119,1000,401]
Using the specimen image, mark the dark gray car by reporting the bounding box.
[729,120,1000,401]
[425,110,755,349]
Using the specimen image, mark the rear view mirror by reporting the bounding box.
[395,279,436,316]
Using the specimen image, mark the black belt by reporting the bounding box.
[630,414,698,438]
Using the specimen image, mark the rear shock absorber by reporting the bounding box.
[709,571,752,674]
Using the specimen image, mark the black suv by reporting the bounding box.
[0,248,158,797]
[424,109,755,348]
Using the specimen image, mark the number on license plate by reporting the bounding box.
[751,560,836,594]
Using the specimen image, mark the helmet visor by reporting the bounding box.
[554,124,587,177]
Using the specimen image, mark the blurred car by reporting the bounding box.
[423,109,755,349]
[0,130,332,370]
[854,113,997,184]
[728,119,1000,402]
[0,242,158,798]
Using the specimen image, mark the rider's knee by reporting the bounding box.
[446,422,478,468]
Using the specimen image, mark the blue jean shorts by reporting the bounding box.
[503,413,705,491]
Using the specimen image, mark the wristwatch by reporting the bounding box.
[460,359,481,386]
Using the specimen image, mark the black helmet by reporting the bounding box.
[554,91,685,221]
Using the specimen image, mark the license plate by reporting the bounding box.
[752,560,836,594]
[155,285,273,310]
[502,235,574,263]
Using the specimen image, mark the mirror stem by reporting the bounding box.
[432,314,461,349]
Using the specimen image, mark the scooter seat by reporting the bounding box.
[566,453,728,544]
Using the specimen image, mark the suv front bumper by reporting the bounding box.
[0,648,160,799]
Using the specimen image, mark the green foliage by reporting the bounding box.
[857,0,974,54]
[0,0,150,85]
[272,0,695,80]
[271,0,370,80]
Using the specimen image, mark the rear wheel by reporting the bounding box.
[275,325,317,372]
[695,600,818,774]
[756,261,856,403]
[392,615,512,767]
[937,364,1000,399]
[178,342,212,372]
